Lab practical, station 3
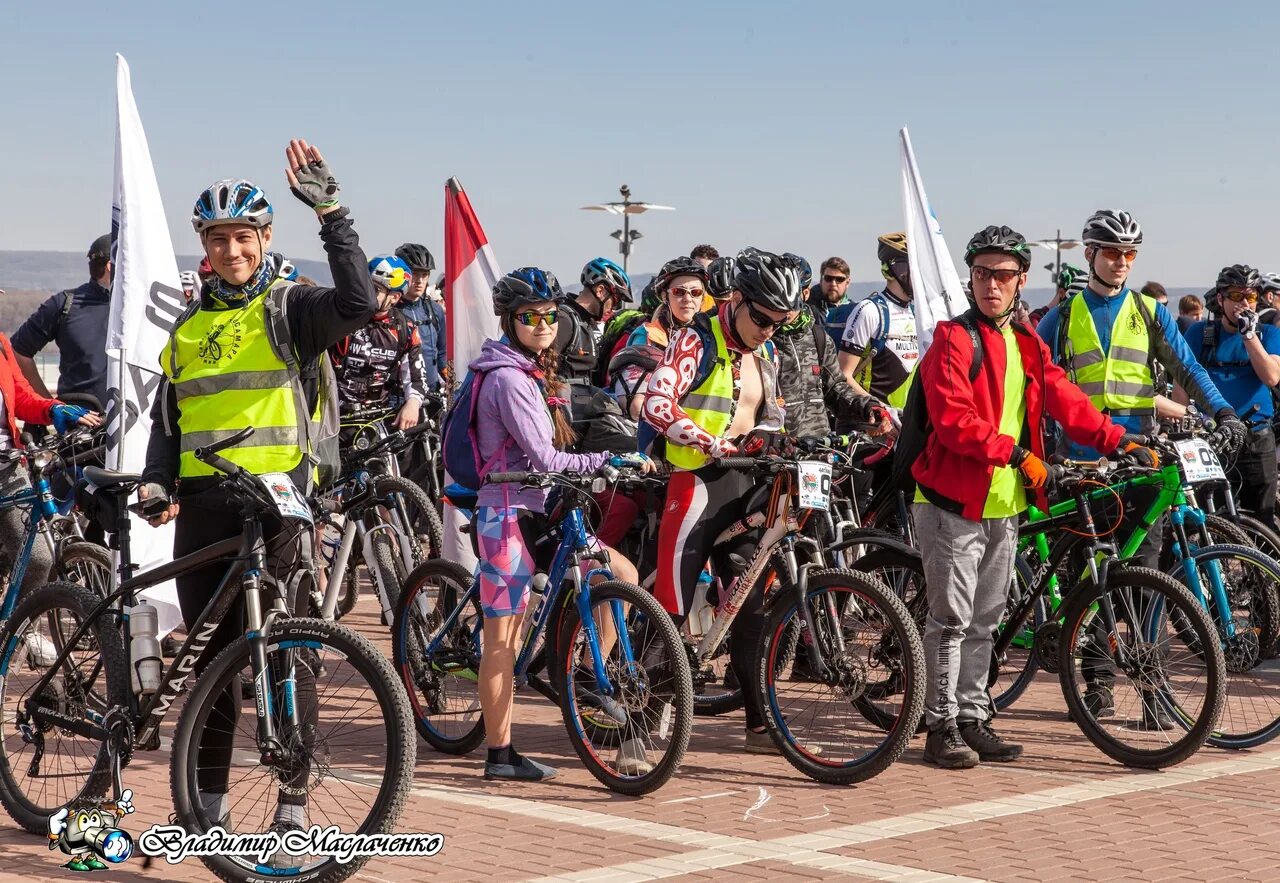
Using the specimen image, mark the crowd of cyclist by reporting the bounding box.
[3,139,1278,806]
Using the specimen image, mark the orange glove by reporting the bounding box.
[1010,446,1049,489]
[1119,435,1160,469]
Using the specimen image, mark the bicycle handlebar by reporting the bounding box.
[193,426,255,461]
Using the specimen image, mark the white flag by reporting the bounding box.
[440,177,503,567]
[107,54,186,636]
[900,128,967,354]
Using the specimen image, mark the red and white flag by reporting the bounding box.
[441,177,502,565]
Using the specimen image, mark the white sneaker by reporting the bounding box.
[614,738,654,776]
[23,631,57,668]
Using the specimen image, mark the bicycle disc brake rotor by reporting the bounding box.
[1222,615,1262,674]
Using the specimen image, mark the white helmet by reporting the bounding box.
[1081,210,1143,249]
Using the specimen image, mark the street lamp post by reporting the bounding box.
[1029,229,1083,288]
[580,185,674,273]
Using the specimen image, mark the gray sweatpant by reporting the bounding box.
[914,502,1016,728]
[0,459,54,600]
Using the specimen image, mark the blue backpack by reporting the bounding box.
[441,365,537,507]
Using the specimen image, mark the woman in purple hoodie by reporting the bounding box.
[470,267,651,782]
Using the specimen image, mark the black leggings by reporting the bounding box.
[174,490,315,804]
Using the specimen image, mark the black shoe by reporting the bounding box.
[1137,696,1176,731]
[958,720,1023,763]
[1068,683,1115,722]
[922,720,979,769]
[484,755,559,781]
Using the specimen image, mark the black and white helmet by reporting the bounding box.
[1081,210,1143,249]
[1257,271,1280,294]
[734,250,802,313]
[1215,263,1260,292]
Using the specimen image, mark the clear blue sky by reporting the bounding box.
[2,0,1276,289]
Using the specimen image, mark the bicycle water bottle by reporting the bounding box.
[129,603,163,695]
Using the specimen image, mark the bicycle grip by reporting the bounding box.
[487,471,531,484]
[717,457,759,470]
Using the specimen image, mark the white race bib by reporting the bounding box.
[260,473,313,522]
[797,462,832,511]
[1173,438,1226,483]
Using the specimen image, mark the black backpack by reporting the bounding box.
[881,311,984,499]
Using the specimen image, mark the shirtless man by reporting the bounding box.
[642,249,800,753]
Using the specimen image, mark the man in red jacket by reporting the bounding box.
[912,225,1155,769]
[0,333,102,597]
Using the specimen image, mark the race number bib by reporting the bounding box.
[797,462,832,511]
[1173,438,1226,483]
[260,473,313,522]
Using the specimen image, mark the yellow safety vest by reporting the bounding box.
[162,281,331,479]
[666,318,756,471]
[1062,290,1156,416]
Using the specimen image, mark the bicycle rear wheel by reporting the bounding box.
[1058,566,1225,769]
[0,582,129,834]
[56,541,115,602]
[171,617,415,883]
[557,580,693,795]
[391,559,486,754]
[755,569,925,785]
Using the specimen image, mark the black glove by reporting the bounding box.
[851,395,884,425]
[289,157,341,211]
[1211,409,1247,455]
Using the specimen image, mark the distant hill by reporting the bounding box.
[0,250,333,294]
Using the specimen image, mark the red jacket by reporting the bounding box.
[911,315,1126,521]
[0,334,57,447]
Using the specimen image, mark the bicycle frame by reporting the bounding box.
[423,492,630,700]
[0,464,72,621]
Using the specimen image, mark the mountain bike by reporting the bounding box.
[709,450,924,785]
[392,466,693,795]
[0,427,415,883]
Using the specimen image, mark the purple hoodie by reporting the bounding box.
[471,339,609,511]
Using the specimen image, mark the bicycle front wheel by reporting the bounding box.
[1169,544,1280,749]
[557,580,693,795]
[170,617,415,883]
[1058,566,1225,769]
[756,569,925,785]
[0,582,129,834]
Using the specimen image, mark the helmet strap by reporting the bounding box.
[724,302,752,352]
[1086,247,1124,296]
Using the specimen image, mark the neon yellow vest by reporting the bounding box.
[666,319,739,471]
[1063,291,1156,416]
[162,282,319,479]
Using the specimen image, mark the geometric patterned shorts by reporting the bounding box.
[473,506,544,618]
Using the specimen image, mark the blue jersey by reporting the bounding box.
[1038,287,1232,457]
[1182,320,1280,420]
[398,298,446,389]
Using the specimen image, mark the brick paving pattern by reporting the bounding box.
[2,594,1277,881]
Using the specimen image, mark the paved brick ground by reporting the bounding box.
[2,593,1279,882]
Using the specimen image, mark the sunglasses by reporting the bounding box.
[1222,288,1258,304]
[1099,247,1138,263]
[741,302,789,331]
[515,309,558,327]
[670,285,705,300]
[822,274,849,284]
[971,266,1023,285]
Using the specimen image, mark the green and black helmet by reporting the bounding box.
[964,225,1032,270]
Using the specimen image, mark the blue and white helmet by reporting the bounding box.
[369,255,411,294]
[277,257,299,281]
[191,178,273,234]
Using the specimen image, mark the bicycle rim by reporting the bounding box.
[171,618,414,882]
[559,581,693,795]
[0,583,128,833]
[1171,545,1280,748]
[1059,567,1224,768]
[759,570,925,784]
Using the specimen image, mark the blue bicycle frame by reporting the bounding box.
[427,498,634,700]
[0,466,62,621]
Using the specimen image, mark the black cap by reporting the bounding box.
[88,234,112,259]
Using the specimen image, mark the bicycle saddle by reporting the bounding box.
[82,466,144,491]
